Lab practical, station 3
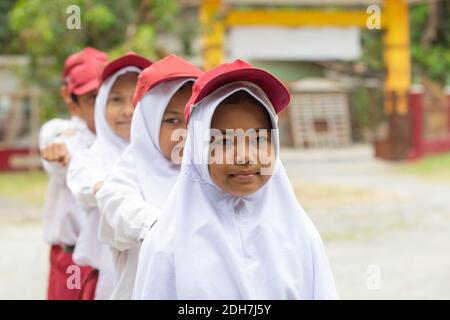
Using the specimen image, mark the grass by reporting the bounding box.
[0,171,48,205]
[396,152,450,183]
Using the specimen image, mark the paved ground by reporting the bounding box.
[0,198,47,299]
[0,144,449,299]
[282,145,450,299]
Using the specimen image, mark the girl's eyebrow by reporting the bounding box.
[164,110,183,115]
[109,90,124,95]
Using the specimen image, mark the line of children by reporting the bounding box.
[39,47,108,299]
[67,52,152,299]
[42,51,337,299]
[95,54,203,299]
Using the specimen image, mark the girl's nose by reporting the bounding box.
[236,155,249,165]
[235,141,256,165]
[122,102,133,117]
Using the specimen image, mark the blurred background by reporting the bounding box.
[0,0,449,299]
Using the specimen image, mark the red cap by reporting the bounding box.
[185,59,291,123]
[63,47,108,80]
[62,53,79,81]
[66,48,108,95]
[132,54,203,107]
[101,51,152,82]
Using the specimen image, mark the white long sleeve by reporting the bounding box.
[96,149,160,252]
[67,150,102,211]
[39,116,95,246]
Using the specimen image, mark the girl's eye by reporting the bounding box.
[258,136,267,143]
[109,96,123,104]
[210,136,233,146]
[251,135,268,144]
[220,138,233,146]
[165,118,180,124]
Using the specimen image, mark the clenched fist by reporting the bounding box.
[41,142,70,166]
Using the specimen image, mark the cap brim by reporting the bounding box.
[193,68,290,113]
[102,55,152,82]
[133,74,197,107]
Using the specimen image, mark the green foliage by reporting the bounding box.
[360,29,384,73]
[353,2,450,136]
[2,1,448,125]
[4,0,178,122]
[85,4,115,32]
[150,0,178,30]
[0,0,18,52]
[410,2,450,86]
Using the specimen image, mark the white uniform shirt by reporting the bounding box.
[39,116,95,246]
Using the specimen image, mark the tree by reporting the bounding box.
[410,0,450,87]
[5,0,178,121]
[0,0,17,53]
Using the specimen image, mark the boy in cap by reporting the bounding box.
[39,47,108,299]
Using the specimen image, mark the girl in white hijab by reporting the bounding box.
[133,60,338,299]
[67,53,151,299]
[95,55,203,299]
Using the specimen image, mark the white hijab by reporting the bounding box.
[90,66,141,170]
[133,82,339,300]
[68,66,140,299]
[131,77,195,205]
[69,66,141,211]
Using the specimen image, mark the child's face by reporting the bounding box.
[106,72,137,141]
[208,100,274,196]
[76,90,98,134]
[159,84,191,163]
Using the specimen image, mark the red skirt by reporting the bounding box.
[47,245,93,300]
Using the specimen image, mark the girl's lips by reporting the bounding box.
[229,172,259,180]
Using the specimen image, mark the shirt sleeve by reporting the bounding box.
[96,148,160,251]
[39,119,71,177]
[67,150,102,211]
[39,119,69,150]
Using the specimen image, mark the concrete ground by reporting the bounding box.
[0,144,449,299]
[0,198,47,299]
[282,145,450,299]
